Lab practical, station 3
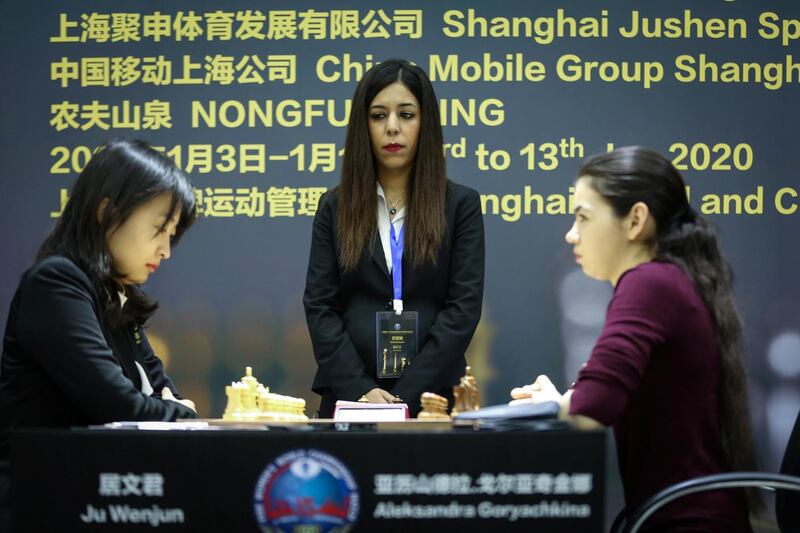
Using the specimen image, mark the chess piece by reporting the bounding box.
[451,366,481,416]
[463,366,481,410]
[223,383,244,420]
[258,390,308,421]
[452,385,465,417]
[241,366,259,391]
[223,367,308,422]
[238,367,256,418]
[418,392,451,420]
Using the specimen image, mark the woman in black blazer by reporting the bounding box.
[0,140,198,463]
[303,59,485,417]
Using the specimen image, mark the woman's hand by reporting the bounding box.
[509,377,604,430]
[363,388,398,404]
[162,387,197,413]
[509,375,563,405]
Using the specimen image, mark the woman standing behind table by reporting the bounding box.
[511,147,759,531]
[304,59,485,417]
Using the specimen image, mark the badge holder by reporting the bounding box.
[376,311,418,379]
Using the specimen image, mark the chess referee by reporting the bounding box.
[303,60,485,418]
[0,140,198,527]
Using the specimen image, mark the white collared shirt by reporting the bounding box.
[376,182,406,273]
[119,290,154,396]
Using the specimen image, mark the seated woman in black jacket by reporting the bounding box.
[0,139,198,463]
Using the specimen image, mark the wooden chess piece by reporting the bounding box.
[418,392,451,420]
[462,366,481,411]
[451,366,481,416]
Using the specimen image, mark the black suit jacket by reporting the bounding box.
[0,256,196,460]
[303,181,485,417]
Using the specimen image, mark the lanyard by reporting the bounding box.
[390,223,404,315]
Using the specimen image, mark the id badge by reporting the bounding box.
[376,311,418,379]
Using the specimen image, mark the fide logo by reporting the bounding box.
[253,449,360,533]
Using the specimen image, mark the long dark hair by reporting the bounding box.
[336,58,446,272]
[38,139,196,328]
[579,146,759,510]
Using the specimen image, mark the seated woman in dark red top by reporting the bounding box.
[510,147,758,531]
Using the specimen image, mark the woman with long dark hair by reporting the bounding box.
[304,59,485,417]
[511,146,758,530]
[0,139,199,461]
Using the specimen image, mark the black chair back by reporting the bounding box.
[778,410,800,532]
[611,472,800,533]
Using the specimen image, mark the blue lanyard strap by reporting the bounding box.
[390,223,404,314]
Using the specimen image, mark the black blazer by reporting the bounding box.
[303,181,485,417]
[0,256,196,460]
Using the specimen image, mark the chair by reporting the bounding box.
[778,408,800,532]
[609,472,800,533]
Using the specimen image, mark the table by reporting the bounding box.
[11,422,605,532]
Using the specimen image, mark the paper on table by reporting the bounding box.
[101,421,211,430]
[334,401,409,422]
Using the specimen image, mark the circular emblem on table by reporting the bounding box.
[253,449,360,532]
